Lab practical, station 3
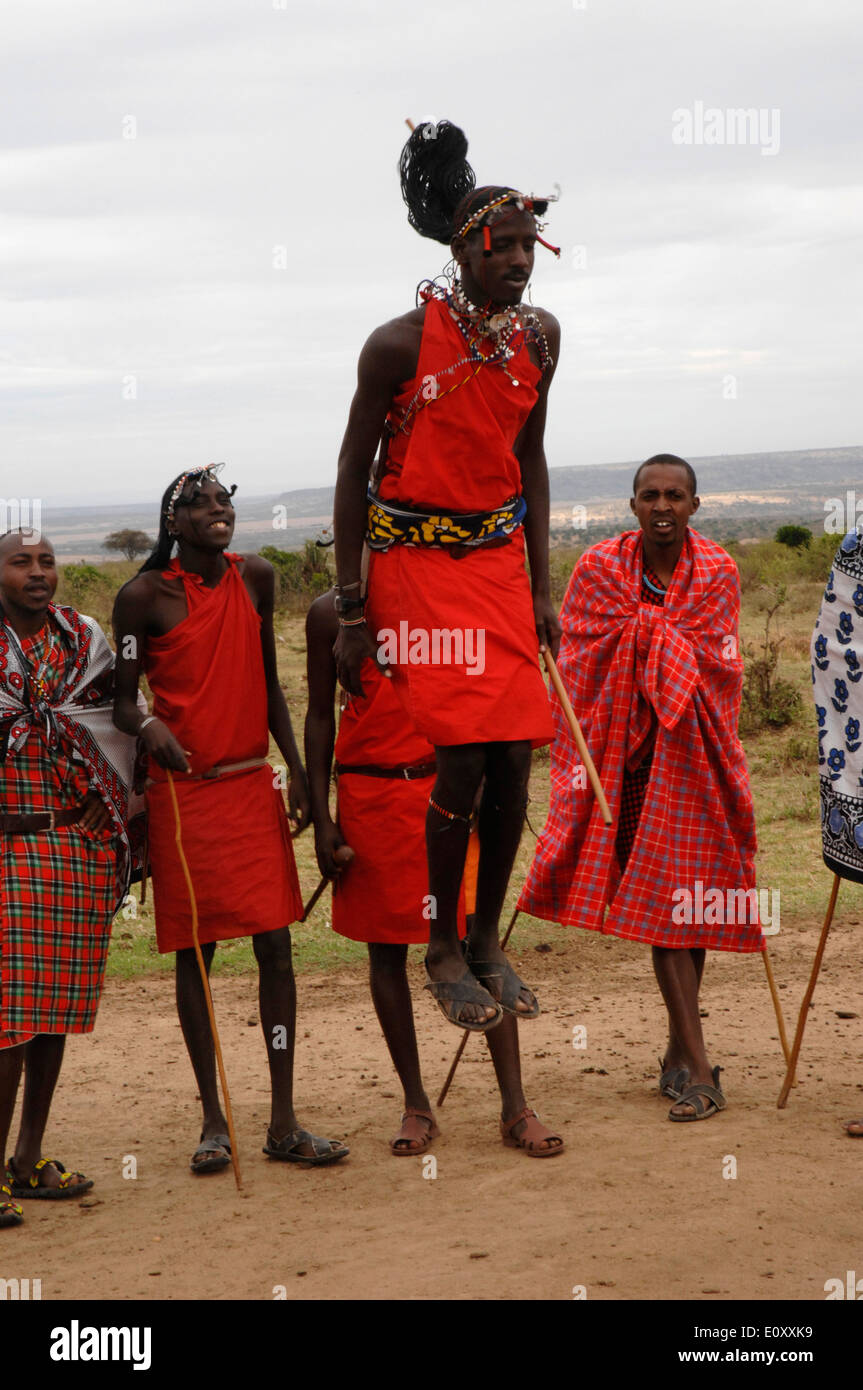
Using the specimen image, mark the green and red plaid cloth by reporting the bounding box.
[0,609,139,1048]
[519,528,762,951]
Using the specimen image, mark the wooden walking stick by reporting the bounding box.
[301,875,329,923]
[542,648,613,826]
[165,769,242,1189]
[437,906,521,1107]
[762,942,791,1068]
[777,872,841,1109]
[300,847,353,923]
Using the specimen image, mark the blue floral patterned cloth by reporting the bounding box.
[813,528,863,882]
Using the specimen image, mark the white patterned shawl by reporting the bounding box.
[0,603,145,900]
[812,530,863,884]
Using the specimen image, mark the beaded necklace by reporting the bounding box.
[23,625,60,705]
[390,282,551,438]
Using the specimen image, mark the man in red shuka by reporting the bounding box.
[306,589,563,1157]
[113,466,348,1172]
[520,456,763,1123]
[333,121,561,1034]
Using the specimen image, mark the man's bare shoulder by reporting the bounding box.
[528,305,561,342]
[113,569,160,612]
[306,590,338,644]
[363,307,426,354]
[358,307,426,391]
[240,552,272,579]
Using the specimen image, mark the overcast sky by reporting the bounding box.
[2,0,861,506]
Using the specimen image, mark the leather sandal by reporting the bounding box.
[464,948,540,1018]
[658,1056,690,1100]
[423,965,503,1032]
[190,1134,232,1175]
[390,1107,440,1156]
[501,1106,565,1157]
[263,1128,349,1165]
[668,1066,726,1122]
[6,1156,94,1199]
[0,1182,24,1227]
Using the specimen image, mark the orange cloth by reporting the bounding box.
[462,828,480,917]
[332,659,467,944]
[367,296,554,748]
[143,556,302,952]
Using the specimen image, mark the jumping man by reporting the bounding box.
[333,121,561,1032]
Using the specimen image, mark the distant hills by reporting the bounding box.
[35,445,863,559]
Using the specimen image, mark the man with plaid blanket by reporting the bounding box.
[0,529,139,1228]
[519,456,762,1122]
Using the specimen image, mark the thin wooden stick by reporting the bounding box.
[405,118,415,131]
[437,907,521,1108]
[762,942,790,1067]
[436,1027,470,1109]
[301,876,329,923]
[542,648,613,825]
[777,873,840,1109]
[165,770,242,1189]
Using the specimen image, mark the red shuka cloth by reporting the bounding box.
[332,659,468,943]
[518,530,763,951]
[143,556,302,952]
[366,296,554,748]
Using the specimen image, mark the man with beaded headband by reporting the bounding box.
[113,466,348,1172]
[334,121,561,1041]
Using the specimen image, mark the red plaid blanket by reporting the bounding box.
[519,528,762,951]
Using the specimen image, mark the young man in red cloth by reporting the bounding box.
[520,455,763,1122]
[333,121,560,1032]
[1,529,139,1228]
[306,589,563,1156]
[113,467,348,1171]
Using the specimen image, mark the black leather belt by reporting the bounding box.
[335,760,437,781]
[0,807,84,833]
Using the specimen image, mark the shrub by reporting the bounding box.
[775,524,812,549]
[739,583,803,733]
[260,540,332,606]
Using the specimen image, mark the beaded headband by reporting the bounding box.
[456,188,561,258]
[165,463,234,530]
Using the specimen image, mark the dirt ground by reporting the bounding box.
[5,910,863,1303]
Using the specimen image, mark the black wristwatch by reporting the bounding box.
[334,593,366,616]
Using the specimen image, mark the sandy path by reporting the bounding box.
[4,918,863,1302]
